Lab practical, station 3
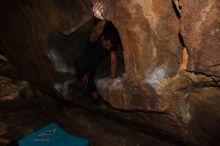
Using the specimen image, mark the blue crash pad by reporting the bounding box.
[18,123,89,146]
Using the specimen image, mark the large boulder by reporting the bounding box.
[96,0,220,144]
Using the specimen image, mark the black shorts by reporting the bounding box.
[75,62,97,94]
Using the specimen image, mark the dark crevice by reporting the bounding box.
[178,32,186,48]
[172,0,181,19]
[176,81,220,93]
[210,64,220,67]
[186,69,220,80]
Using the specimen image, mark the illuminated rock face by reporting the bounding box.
[104,0,181,79]
[97,0,220,144]
[98,0,182,117]
[98,0,181,112]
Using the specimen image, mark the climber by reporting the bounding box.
[75,2,120,108]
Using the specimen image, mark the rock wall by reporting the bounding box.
[100,0,181,109]
[0,0,92,91]
[180,0,220,76]
[97,0,220,144]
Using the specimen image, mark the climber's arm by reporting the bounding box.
[89,2,106,42]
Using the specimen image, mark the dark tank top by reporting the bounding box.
[77,39,112,72]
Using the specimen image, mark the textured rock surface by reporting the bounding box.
[97,0,184,132]
[104,0,181,78]
[180,0,220,76]
[97,0,220,144]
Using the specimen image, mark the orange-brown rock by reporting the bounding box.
[180,0,220,77]
[97,0,220,144]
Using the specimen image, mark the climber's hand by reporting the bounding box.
[93,2,104,20]
[107,78,114,85]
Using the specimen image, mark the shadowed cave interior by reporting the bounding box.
[0,0,220,146]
